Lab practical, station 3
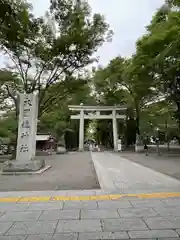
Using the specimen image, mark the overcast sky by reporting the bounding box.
[31,0,165,66]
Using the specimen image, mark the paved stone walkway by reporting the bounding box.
[0,152,180,239]
[91,152,180,193]
[122,152,180,180]
[0,195,180,239]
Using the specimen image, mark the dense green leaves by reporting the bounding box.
[92,0,180,143]
[136,3,180,128]
[1,0,180,147]
[93,54,156,136]
[0,0,111,117]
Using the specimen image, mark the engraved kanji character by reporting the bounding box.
[21,120,30,129]
[19,144,29,152]
[23,108,30,117]
[24,95,32,107]
[21,132,29,138]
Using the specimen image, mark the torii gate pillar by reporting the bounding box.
[79,109,84,151]
[112,110,118,151]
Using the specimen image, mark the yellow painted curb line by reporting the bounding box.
[18,196,51,202]
[0,192,180,203]
[0,197,20,203]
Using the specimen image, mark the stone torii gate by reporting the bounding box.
[68,104,126,151]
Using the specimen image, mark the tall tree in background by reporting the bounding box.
[92,59,127,147]
[2,0,180,149]
[0,0,112,116]
[136,1,180,130]
[92,55,155,146]
[38,75,96,138]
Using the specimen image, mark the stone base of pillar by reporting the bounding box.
[78,149,84,152]
[113,149,119,152]
[135,145,144,153]
[1,159,51,175]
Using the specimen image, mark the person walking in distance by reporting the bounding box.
[144,143,148,156]
[144,136,149,156]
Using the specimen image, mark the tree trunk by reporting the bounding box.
[11,126,18,160]
[165,118,170,152]
[135,100,140,135]
[177,102,180,131]
[156,140,161,156]
[11,98,19,159]
[167,141,170,152]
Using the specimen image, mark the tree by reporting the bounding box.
[123,55,157,135]
[0,111,17,140]
[140,100,177,136]
[92,57,128,105]
[38,75,96,148]
[0,0,112,117]
[0,70,22,114]
[136,2,180,130]
[93,55,155,139]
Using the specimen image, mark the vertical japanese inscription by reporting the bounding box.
[19,95,32,153]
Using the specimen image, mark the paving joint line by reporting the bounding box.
[3,221,16,236]
[53,219,59,236]
[37,210,44,220]
[141,216,151,230]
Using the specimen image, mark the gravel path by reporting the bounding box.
[0,152,100,191]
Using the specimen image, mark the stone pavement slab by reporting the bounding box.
[27,202,63,211]
[0,211,42,222]
[102,218,148,231]
[97,200,132,209]
[80,209,119,219]
[6,221,58,235]
[0,222,14,235]
[26,235,53,240]
[0,203,30,212]
[129,199,166,208]
[63,201,97,210]
[0,237,27,240]
[118,207,158,217]
[113,231,130,239]
[55,219,102,233]
[128,229,179,239]
[53,233,78,240]
[78,231,128,239]
[26,233,78,240]
[39,209,80,221]
[162,198,180,206]
[153,206,180,216]
[143,216,180,229]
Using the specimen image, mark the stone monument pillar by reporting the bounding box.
[112,110,118,151]
[2,93,49,174]
[16,93,38,161]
